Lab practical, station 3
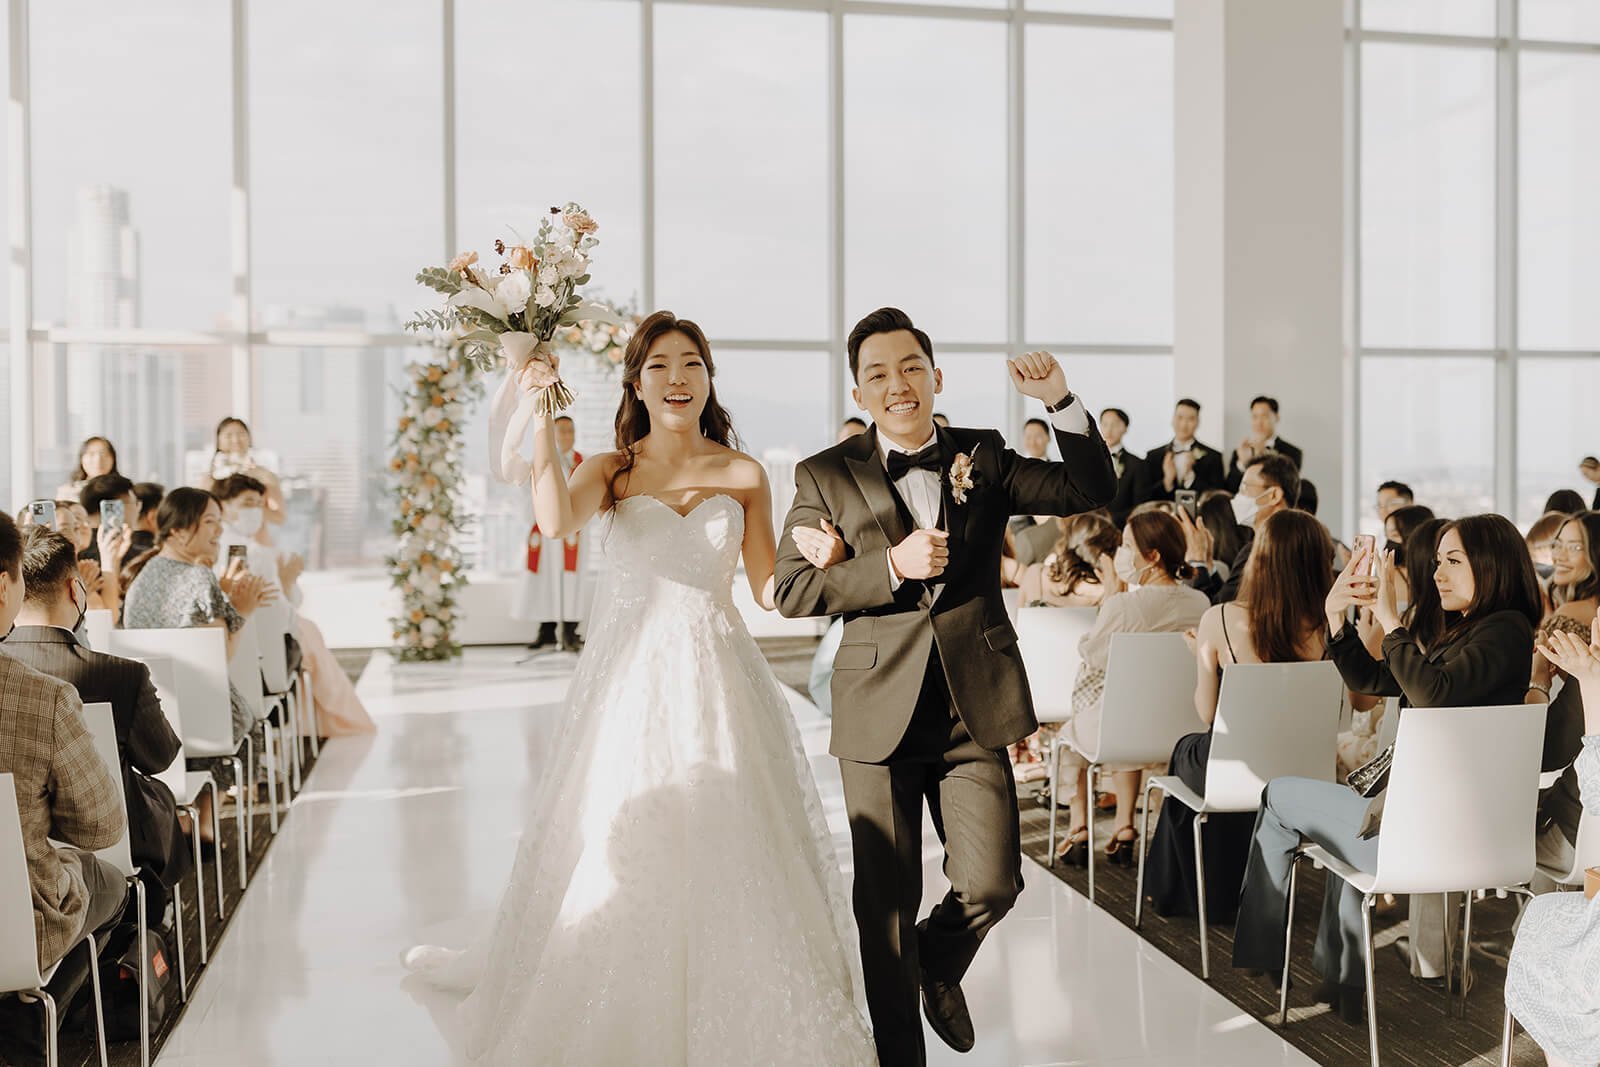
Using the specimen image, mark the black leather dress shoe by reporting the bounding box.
[920,970,975,1053]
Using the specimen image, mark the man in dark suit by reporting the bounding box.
[776,308,1115,1067]
[1225,395,1304,492]
[1144,397,1225,501]
[1582,456,1600,511]
[3,528,189,921]
[1099,406,1150,526]
[1180,453,1300,604]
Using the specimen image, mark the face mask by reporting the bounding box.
[1114,546,1144,588]
[233,507,264,537]
[1232,491,1263,527]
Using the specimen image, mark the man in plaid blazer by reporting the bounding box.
[0,512,125,970]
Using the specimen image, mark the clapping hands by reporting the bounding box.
[1539,616,1600,685]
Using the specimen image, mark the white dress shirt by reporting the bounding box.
[882,398,1091,590]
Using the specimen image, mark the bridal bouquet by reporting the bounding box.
[556,302,639,369]
[406,202,622,417]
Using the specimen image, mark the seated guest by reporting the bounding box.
[837,417,868,444]
[122,487,275,748]
[213,475,374,736]
[1052,510,1209,866]
[1182,453,1301,605]
[54,435,120,502]
[1005,513,1120,608]
[1508,619,1600,1067]
[1383,503,1436,561]
[1375,480,1414,521]
[1143,510,1335,923]
[1197,492,1248,585]
[1584,455,1600,511]
[0,513,126,975]
[1226,396,1304,493]
[1337,517,1450,779]
[130,482,165,555]
[5,528,191,919]
[1545,489,1587,517]
[201,417,287,537]
[1528,510,1572,584]
[1145,398,1225,501]
[1231,515,1541,1022]
[79,473,139,616]
[1013,514,1065,567]
[1101,408,1149,527]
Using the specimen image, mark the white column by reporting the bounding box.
[8,0,34,503]
[1174,0,1346,531]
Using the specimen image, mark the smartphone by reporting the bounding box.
[227,543,250,571]
[1174,489,1198,522]
[100,498,125,531]
[27,500,56,528]
[1352,533,1377,577]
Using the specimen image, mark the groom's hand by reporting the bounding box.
[890,528,949,581]
[1006,350,1069,408]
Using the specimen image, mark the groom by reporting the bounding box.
[775,308,1115,1066]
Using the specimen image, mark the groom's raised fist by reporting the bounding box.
[890,528,950,581]
[1006,350,1069,408]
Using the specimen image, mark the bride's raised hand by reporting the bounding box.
[517,345,562,394]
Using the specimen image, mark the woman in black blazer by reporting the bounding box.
[1231,514,1542,1023]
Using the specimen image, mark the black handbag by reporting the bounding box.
[104,926,175,1041]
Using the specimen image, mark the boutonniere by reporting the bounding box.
[1191,446,1207,460]
[948,444,980,505]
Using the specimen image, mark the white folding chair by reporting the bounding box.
[1134,661,1346,978]
[1048,632,1197,900]
[255,598,303,794]
[83,609,115,652]
[142,656,224,964]
[0,774,110,1067]
[1017,606,1097,824]
[75,703,153,1067]
[231,616,283,837]
[109,628,250,891]
[1001,586,1022,622]
[1278,704,1545,1067]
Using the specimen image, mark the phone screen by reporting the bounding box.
[1175,490,1198,521]
[100,498,125,530]
[228,543,250,571]
[27,500,56,528]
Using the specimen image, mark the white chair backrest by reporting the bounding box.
[108,628,235,758]
[1001,587,1021,623]
[1374,704,1545,893]
[226,617,266,722]
[84,609,114,652]
[0,774,45,991]
[77,702,135,878]
[1202,661,1346,811]
[134,655,189,801]
[1092,633,1199,765]
[1016,607,1099,724]
[256,599,292,694]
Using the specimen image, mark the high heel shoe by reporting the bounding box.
[1055,828,1090,867]
[1105,829,1138,868]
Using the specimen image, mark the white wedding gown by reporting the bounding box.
[406,492,877,1066]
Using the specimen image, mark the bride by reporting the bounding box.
[405,311,877,1066]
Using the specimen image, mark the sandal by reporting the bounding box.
[1055,827,1090,867]
[1106,826,1138,868]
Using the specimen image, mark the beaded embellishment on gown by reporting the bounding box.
[405,493,876,1065]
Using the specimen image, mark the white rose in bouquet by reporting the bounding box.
[497,270,534,315]
[537,264,559,287]
[558,255,586,279]
[534,285,558,309]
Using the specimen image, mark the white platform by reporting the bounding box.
[157,648,1311,1067]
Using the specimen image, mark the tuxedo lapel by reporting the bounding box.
[934,425,971,557]
[845,427,911,549]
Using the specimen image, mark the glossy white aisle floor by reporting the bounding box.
[157,648,1313,1067]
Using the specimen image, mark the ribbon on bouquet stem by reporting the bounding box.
[488,332,567,486]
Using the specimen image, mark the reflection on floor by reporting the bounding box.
[157,648,1311,1066]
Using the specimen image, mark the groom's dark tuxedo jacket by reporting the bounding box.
[775,420,1115,763]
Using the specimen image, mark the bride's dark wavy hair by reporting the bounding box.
[609,311,739,499]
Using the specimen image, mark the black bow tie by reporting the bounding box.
[886,442,944,481]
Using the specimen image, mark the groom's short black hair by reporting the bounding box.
[847,308,934,382]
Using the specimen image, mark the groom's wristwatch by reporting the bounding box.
[1045,391,1077,413]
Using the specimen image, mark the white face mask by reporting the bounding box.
[1114,545,1144,588]
[232,507,264,537]
[1232,490,1264,527]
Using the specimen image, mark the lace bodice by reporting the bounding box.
[602,493,745,601]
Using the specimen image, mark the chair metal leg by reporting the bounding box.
[241,734,255,852]
[303,669,320,757]
[35,989,58,1067]
[133,878,150,1067]
[1459,892,1474,1016]
[287,690,303,793]
[85,936,108,1067]
[1047,736,1061,868]
[1279,855,1299,1026]
[1501,1006,1514,1067]
[183,800,208,964]
[263,720,281,833]
[1193,812,1210,980]
[173,881,188,1002]
[229,755,248,890]
[1361,893,1380,1067]
[1087,763,1099,902]
[1134,777,1161,928]
[208,780,226,915]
